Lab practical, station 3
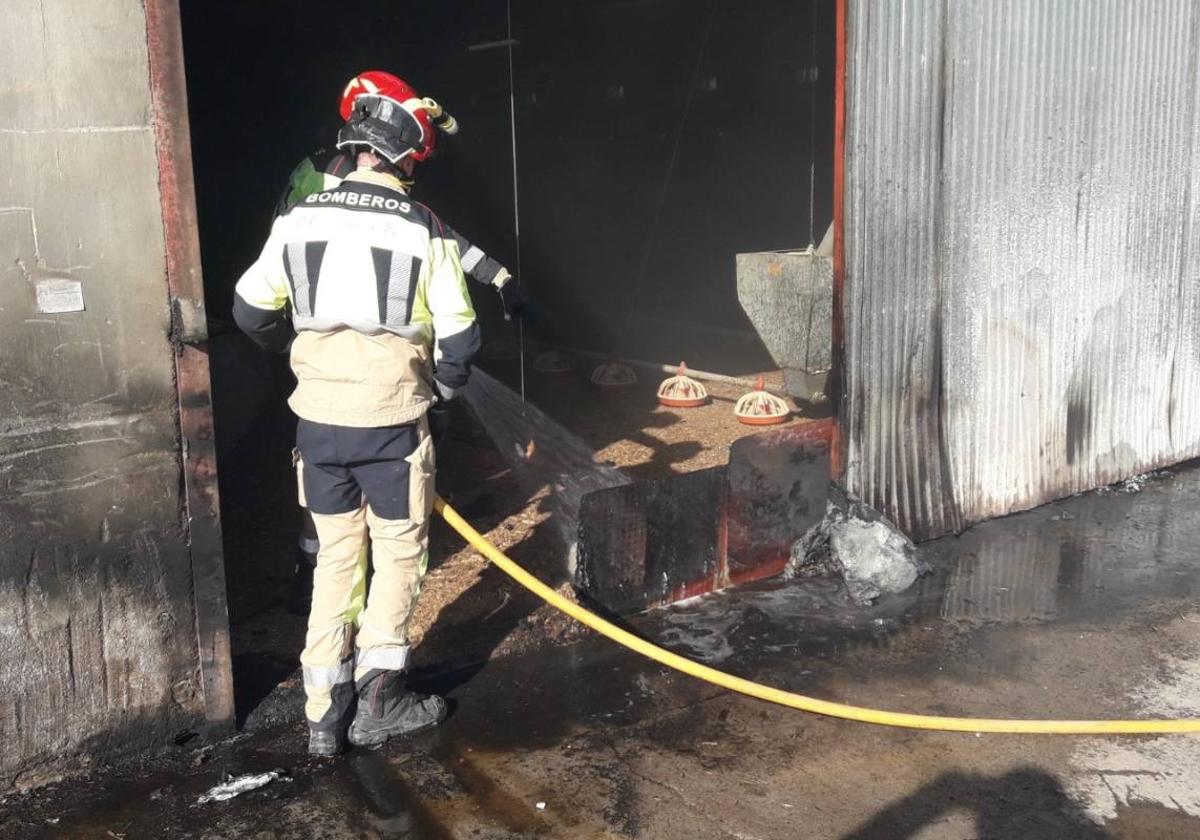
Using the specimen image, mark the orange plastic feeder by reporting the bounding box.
[734,376,790,425]
[657,362,709,408]
[591,362,638,388]
[533,349,576,375]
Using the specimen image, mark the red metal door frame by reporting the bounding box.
[144,0,235,735]
[830,0,847,481]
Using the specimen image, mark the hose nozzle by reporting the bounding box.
[421,97,459,135]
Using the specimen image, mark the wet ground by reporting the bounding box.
[7,466,1200,838]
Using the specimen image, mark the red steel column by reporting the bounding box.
[144,0,235,734]
[830,0,848,482]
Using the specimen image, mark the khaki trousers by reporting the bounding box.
[297,418,435,728]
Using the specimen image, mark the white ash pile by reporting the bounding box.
[786,485,929,605]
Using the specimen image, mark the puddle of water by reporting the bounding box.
[429,741,551,836]
[16,465,1200,839]
[343,749,454,839]
[15,745,304,839]
[642,465,1200,677]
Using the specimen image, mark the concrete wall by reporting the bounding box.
[0,0,230,787]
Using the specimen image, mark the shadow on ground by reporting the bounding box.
[841,769,1110,840]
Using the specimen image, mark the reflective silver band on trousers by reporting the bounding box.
[302,657,354,688]
[356,645,411,671]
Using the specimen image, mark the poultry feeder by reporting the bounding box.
[480,338,520,361]
[590,362,638,388]
[532,349,576,375]
[657,362,709,408]
[734,376,790,425]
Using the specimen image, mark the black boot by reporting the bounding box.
[308,728,344,757]
[348,669,447,748]
[306,664,356,757]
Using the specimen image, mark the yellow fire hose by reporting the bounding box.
[436,496,1200,735]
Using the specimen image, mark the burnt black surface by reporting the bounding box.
[577,466,726,614]
[726,422,831,580]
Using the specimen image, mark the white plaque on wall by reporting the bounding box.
[36,279,85,314]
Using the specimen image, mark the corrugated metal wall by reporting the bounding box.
[843,0,1200,540]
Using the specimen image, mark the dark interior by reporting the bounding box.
[180,0,835,716]
[183,0,834,367]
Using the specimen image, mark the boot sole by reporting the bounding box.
[308,739,345,757]
[347,717,442,747]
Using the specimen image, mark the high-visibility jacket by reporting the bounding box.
[234,169,481,428]
[274,147,356,218]
[276,149,512,291]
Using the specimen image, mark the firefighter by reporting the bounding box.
[234,71,482,756]
[278,72,523,318]
[280,74,521,612]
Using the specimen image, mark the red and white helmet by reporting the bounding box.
[336,70,457,163]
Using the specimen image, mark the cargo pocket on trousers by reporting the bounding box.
[405,428,436,524]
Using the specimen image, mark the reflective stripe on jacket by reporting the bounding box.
[277,151,511,290]
[234,169,480,427]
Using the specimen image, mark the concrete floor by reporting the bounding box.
[7,467,1200,838]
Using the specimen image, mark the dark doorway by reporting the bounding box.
[180,0,834,723]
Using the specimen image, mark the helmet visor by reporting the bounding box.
[335,94,425,163]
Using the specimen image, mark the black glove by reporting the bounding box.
[427,399,452,447]
[496,279,524,321]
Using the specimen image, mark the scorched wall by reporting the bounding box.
[842,0,1200,539]
[0,0,230,787]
